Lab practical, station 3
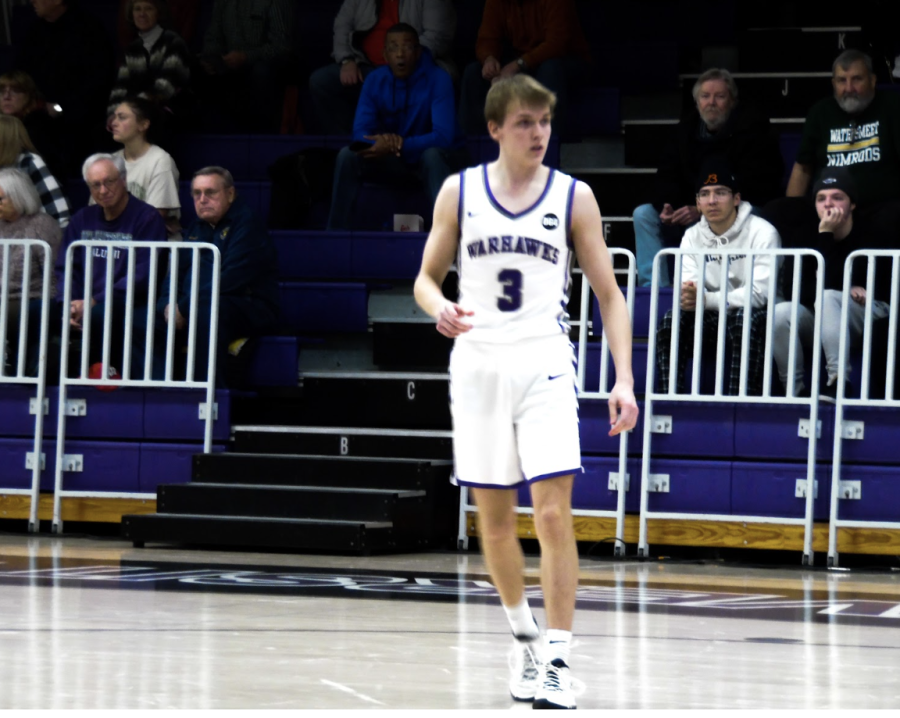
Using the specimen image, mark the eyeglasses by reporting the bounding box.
[697,188,733,201]
[87,178,121,192]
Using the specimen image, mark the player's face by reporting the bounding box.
[192,174,235,226]
[696,79,734,130]
[815,188,854,220]
[383,31,421,80]
[696,184,739,226]
[491,102,552,163]
[832,61,876,114]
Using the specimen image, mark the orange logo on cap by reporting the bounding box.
[704,173,718,185]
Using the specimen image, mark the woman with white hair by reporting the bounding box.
[0,167,62,373]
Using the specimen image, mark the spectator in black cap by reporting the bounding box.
[655,158,781,395]
[773,167,892,397]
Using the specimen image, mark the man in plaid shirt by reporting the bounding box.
[655,159,781,395]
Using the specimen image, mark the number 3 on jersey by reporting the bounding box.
[497,269,523,312]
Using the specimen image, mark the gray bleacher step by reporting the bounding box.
[157,483,428,523]
[231,425,453,460]
[121,513,397,553]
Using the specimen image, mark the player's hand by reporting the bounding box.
[850,285,867,305]
[659,203,675,224]
[680,280,697,310]
[482,56,501,79]
[608,381,639,437]
[818,206,846,233]
[435,301,474,338]
[671,205,700,226]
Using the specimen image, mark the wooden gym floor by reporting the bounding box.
[0,533,898,710]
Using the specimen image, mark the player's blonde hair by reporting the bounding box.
[484,74,557,127]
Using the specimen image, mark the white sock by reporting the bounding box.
[503,597,540,640]
[545,629,572,665]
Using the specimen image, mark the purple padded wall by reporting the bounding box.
[351,232,427,279]
[248,337,299,387]
[143,389,230,442]
[279,282,368,334]
[734,404,834,461]
[271,231,352,278]
[139,443,225,492]
[731,462,831,520]
[645,458,732,514]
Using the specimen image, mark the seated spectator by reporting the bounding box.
[327,23,467,231]
[0,115,70,228]
[106,98,182,240]
[107,0,193,132]
[0,168,62,374]
[309,0,457,135]
[13,0,115,174]
[634,69,783,287]
[768,50,900,249]
[458,0,591,138]
[157,167,279,387]
[774,169,892,398]
[0,70,65,179]
[50,154,167,379]
[116,0,200,51]
[655,160,781,396]
[197,0,295,132]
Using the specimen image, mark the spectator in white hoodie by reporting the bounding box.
[655,159,781,395]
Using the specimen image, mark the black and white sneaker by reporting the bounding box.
[508,636,541,701]
[533,658,576,710]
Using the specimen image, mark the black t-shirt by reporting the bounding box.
[797,91,900,206]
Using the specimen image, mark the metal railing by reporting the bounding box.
[456,249,637,555]
[639,247,825,564]
[0,239,53,532]
[828,249,900,567]
[52,240,221,533]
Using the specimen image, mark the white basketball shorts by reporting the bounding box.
[449,335,582,488]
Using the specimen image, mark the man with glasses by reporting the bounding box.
[156,167,278,386]
[655,159,781,395]
[326,23,467,230]
[49,153,166,380]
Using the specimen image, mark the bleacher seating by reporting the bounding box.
[3,0,898,562]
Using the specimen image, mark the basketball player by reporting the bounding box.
[414,75,638,709]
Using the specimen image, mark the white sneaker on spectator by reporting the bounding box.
[533,658,576,710]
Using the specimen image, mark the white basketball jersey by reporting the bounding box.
[456,164,577,344]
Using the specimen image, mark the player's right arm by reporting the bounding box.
[414,174,474,338]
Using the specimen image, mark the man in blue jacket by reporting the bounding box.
[326,23,467,230]
[157,166,279,385]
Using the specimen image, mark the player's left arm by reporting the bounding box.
[570,181,639,436]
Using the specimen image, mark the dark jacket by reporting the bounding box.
[353,47,464,164]
[653,102,784,211]
[158,196,279,320]
[781,216,893,308]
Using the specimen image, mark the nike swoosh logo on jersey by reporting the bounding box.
[548,373,566,381]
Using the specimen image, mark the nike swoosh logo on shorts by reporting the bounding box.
[548,373,566,381]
